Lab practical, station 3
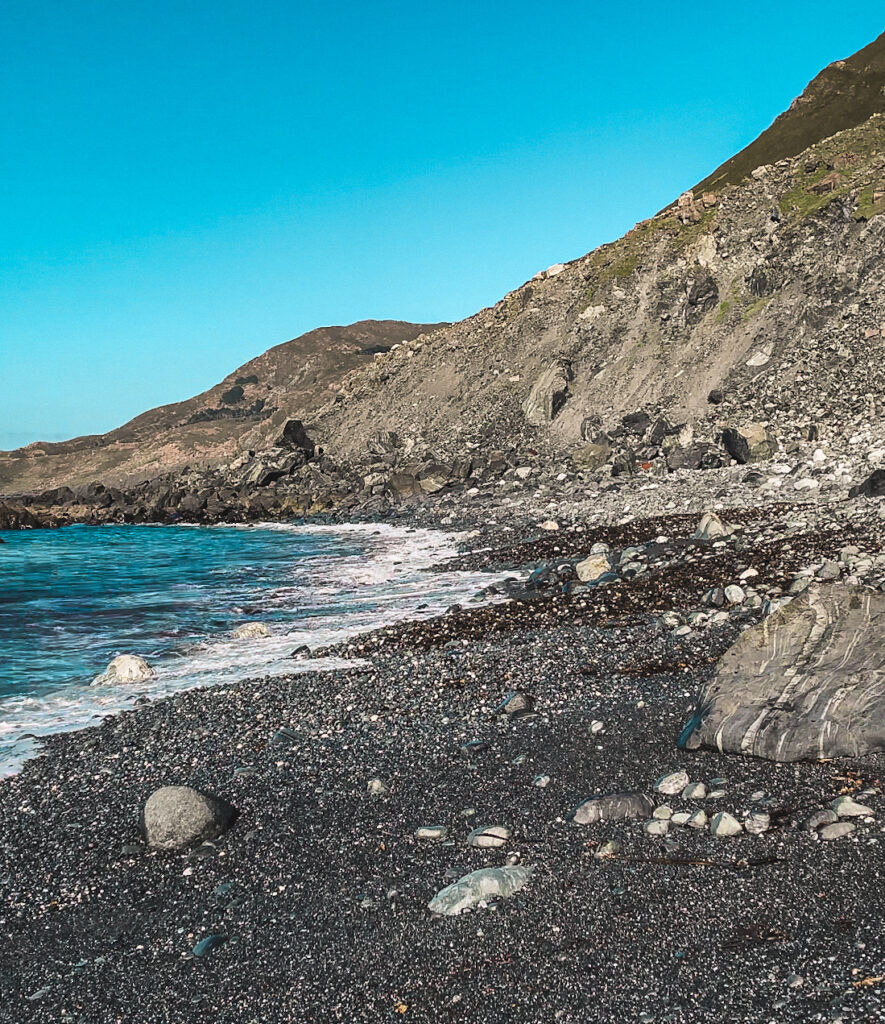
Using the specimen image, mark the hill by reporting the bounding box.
[0,321,444,494]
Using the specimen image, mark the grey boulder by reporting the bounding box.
[143,786,238,850]
[679,586,885,761]
[570,792,654,824]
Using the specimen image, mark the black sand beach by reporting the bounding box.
[3,498,885,1023]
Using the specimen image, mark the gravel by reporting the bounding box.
[2,496,885,1023]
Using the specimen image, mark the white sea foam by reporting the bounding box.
[0,523,504,778]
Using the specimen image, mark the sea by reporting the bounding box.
[0,522,498,777]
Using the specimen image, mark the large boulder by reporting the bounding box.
[571,441,610,471]
[721,423,777,464]
[850,469,885,498]
[679,586,885,761]
[277,419,316,459]
[93,654,155,685]
[522,362,571,426]
[143,786,238,850]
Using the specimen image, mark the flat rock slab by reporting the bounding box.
[680,586,885,761]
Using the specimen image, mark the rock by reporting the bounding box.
[850,469,885,498]
[192,934,227,958]
[666,442,723,472]
[466,825,511,848]
[724,584,745,605]
[721,423,778,464]
[93,654,155,685]
[571,441,610,472]
[829,796,874,818]
[594,839,622,859]
[655,770,690,795]
[367,778,389,796]
[819,821,856,841]
[570,792,655,824]
[575,553,611,583]
[277,419,316,458]
[710,812,743,837]
[744,812,771,834]
[233,622,271,639]
[644,819,669,835]
[427,866,533,916]
[523,362,571,425]
[817,560,841,580]
[670,811,691,826]
[415,825,448,841]
[682,782,707,800]
[621,411,651,436]
[142,786,237,850]
[538,520,560,531]
[801,809,839,831]
[610,450,636,478]
[680,586,885,761]
[686,809,708,829]
[707,389,724,404]
[694,512,730,541]
[494,691,535,717]
[652,805,673,819]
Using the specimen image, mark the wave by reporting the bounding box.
[0,523,500,778]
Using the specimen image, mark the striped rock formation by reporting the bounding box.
[679,586,885,761]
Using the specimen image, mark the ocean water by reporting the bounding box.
[0,522,497,776]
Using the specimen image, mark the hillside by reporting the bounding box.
[312,113,885,463]
[4,32,885,518]
[694,30,885,193]
[0,321,444,494]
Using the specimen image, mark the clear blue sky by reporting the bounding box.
[2,1,883,449]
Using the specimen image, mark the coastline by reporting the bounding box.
[0,520,505,779]
[3,483,885,1022]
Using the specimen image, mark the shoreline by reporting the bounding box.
[0,520,504,780]
[2,485,885,1022]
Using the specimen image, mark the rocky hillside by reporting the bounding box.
[4,33,885,521]
[694,29,885,193]
[314,118,885,470]
[0,321,443,494]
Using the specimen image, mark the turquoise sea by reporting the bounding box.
[0,522,493,775]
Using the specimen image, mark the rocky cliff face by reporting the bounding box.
[313,113,885,469]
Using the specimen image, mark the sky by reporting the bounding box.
[2,2,883,450]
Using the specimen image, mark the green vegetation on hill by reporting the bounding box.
[693,31,885,194]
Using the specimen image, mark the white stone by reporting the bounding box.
[428,866,532,916]
[830,796,874,818]
[744,812,770,834]
[710,812,743,837]
[694,512,730,540]
[682,782,707,800]
[467,825,512,849]
[415,825,448,841]
[655,770,690,795]
[93,654,155,685]
[234,622,271,639]
[576,553,611,583]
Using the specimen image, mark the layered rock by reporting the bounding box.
[679,586,885,761]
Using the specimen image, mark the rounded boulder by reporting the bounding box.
[94,654,155,685]
[143,786,237,850]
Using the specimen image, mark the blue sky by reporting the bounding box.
[2,1,883,449]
